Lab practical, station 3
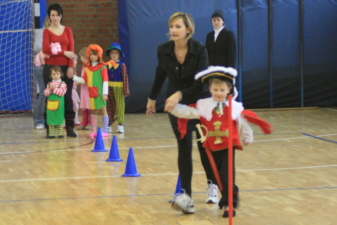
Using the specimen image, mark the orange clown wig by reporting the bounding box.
[84,44,105,66]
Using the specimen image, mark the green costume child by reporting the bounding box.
[44,66,67,138]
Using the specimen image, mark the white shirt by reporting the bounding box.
[214,26,225,42]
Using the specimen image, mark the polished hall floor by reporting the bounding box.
[0,107,336,225]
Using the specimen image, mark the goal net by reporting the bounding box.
[0,0,34,115]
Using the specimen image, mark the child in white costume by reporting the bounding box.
[168,66,272,218]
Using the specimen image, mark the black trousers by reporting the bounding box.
[43,65,75,129]
[212,148,239,208]
[168,114,215,197]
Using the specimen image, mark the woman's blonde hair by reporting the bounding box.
[168,12,195,40]
[79,47,87,58]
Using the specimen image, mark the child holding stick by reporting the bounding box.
[167,66,272,217]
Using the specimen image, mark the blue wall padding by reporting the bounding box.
[271,0,301,108]
[0,0,33,111]
[40,0,47,28]
[118,0,337,112]
[241,0,270,108]
[117,0,130,77]
[303,0,337,106]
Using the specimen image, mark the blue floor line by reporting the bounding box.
[0,141,94,155]
[301,133,337,144]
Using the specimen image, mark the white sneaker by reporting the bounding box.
[172,192,195,214]
[35,124,45,130]
[107,126,112,133]
[205,181,219,203]
[117,125,124,133]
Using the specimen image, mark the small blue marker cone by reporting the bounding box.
[169,174,183,202]
[91,128,108,152]
[106,135,123,162]
[121,148,140,177]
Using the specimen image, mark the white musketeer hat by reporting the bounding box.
[195,66,238,98]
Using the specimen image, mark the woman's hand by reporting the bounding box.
[164,91,182,112]
[64,51,75,59]
[102,94,108,101]
[146,99,156,116]
[67,67,74,79]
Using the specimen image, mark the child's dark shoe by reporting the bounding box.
[223,207,236,218]
[58,135,64,138]
[46,136,55,139]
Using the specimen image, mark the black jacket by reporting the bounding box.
[149,38,210,104]
[205,28,236,68]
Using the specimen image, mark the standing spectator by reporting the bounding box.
[72,55,80,126]
[205,10,236,68]
[72,83,81,126]
[44,66,67,138]
[106,42,130,133]
[42,3,76,137]
[33,18,50,129]
[73,44,111,137]
[76,47,92,130]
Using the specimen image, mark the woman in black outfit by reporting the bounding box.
[146,12,216,214]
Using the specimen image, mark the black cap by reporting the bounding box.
[211,10,225,23]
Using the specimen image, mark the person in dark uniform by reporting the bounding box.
[205,10,236,68]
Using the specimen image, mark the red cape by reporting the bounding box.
[241,110,273,134]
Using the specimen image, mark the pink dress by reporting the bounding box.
[79,66,90,109]
[72,84,80,124]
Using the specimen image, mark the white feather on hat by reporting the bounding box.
[194,66,237,81]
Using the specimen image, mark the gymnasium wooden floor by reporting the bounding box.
[0,107,336,225]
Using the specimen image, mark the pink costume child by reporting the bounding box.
[72,83,80,125]
[71,55,81,126]
[77,47,91,130]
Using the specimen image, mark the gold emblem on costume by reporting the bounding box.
[196,121,228,144]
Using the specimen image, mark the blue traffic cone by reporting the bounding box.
[121,148,140,177]
[106,135,123,162]
[169,174,183,202]
[91,128,108,152]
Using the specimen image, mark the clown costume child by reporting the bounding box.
[73,44,116,137]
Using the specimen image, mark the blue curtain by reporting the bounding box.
[119,0,337,112]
